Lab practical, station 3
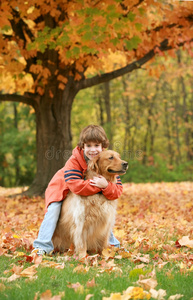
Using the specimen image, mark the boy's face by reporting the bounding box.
[83,142,103,160]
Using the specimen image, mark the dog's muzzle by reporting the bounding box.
[107,161,128,174]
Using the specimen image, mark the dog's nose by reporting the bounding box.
[122,162,128,169]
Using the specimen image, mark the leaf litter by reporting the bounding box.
[0,182,193,299]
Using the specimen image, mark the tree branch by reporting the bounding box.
[76,40,166,90]
[0,93,37,109]
[77,38,188,90]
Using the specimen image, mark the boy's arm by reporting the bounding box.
[101,176,123,200]
[64,160,101,196]
[65,175,101,196]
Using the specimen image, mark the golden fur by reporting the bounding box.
[52,150,128,258]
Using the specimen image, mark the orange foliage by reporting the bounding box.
[0,0,193,95]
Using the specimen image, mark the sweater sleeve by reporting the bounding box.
[101,176,123,200]
[64,159,101,196]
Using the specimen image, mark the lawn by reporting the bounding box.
[0,182,193,300]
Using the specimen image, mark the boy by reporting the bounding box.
[32,125,123,255]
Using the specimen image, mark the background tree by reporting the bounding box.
[0,0,193,195]
[1,49,193,187]
[0,101,36,187]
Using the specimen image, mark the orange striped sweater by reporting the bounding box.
[45,146,123,210]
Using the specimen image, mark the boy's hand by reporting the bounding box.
[89,176,108,189]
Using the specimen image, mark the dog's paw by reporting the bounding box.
[78,251,87,260]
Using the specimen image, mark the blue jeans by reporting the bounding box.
[33,201,120,254]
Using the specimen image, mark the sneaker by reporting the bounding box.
[31,248,46,256]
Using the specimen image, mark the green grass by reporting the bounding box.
[122,159,193,183]
[157,268,193,299]
[1,253,193,300]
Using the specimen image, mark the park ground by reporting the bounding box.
[0,182,193,299]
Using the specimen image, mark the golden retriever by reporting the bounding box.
[52,150,128,258]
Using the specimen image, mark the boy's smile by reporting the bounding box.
[83,142,103,160]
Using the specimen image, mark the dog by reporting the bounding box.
[52,150,128,258]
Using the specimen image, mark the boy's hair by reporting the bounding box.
[78,125,109,149]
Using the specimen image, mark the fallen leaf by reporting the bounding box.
[0,273,20,282]
[20,265,37,277]
[67,282,84,293]
[32,253,43,265]
[39,289,62,300]
[0,283,6,291]
[168,294,184,300]
[86,278,96,288]
[40,289,52,300]
[137,278,158,290]
[133,254,150,264]
[0,247,6,256]
[11,264,23,274]
[73,264,89,273]
[102,292,122,300]
[124,286,151,299]
[150,288,167,300]
[102,248,116,259]
[178,236,193,248]
[114,255,123,259]
[85,295,94,300]
[135,263,146,269]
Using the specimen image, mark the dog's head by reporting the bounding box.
[88,150,128,178]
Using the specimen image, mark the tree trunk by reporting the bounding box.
[190,80,193,160]
[26,80,79,196]
[96,86,104,126]
[163,83,173,165]
[122,76,130,152]
[149,85,159,157]
[13,103,20,185]
[142,103,153,165]
[103,81,113,149]
[177,50,191,161]
[174,87,182,166]
[164,100,173,165]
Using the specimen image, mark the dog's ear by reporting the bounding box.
[88,156,100,174]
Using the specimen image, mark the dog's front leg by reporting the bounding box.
[97,223,112,254]
[72,200,87,259]
[74,230,87,259]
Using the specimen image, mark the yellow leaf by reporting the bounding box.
[0,283,6,291]
[124,286,151,300]
[102,293,122,300]
[14,252,25,257]
[114,229,125,238]
[102,248,116,258]
[73,265,89,273]
[188,265,193,272]
[13,234,21,239]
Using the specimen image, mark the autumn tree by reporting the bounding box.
[0,0,193,195]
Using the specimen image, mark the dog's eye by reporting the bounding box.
[109,156,114,160]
